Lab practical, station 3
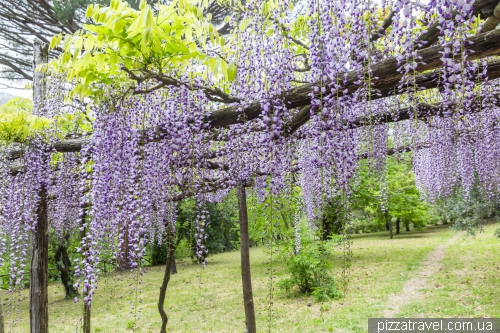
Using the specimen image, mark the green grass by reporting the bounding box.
[3,224,499,332]
[398,223,500,318]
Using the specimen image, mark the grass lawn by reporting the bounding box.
[3,223,499,332]
[398,223,500,318]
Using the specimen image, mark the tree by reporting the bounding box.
[50,232,79,298]
[247,188,300,245]
[434,178,498,236]
[353,156,428,238]
[0,0,230,85]
[0,0,81,82]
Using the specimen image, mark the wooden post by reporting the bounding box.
[236,184,256,333]
[30,185,49,333]
[32,39,48,114]
[83,304,91,333]
[0,290,4,333]
[80,208,91,333]
[29,39,49,333]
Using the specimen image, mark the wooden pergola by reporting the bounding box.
[7,1,500,332]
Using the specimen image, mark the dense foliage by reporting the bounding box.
[277,226,342,302]
[434,179,499,236]
[352,156,429,235]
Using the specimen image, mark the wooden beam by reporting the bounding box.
[417,0,500,49]
[287,58,500,134]
[208,29,500,128]
[7,29,500,162]
[30,185,49,333]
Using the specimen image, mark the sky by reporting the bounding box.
[0,80,32,99]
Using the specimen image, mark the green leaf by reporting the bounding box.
[227,62,237,82]
[220,60,228,81]
[85,4,94,18]
[206,58,218,77]
[110,0,120,10]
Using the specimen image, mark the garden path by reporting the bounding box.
[383,231,463,317]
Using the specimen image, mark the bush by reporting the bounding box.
[352,217,385,233]
[147,237,191,265]
[435,180,497,236]
[175,238,191,260]
[176,197,239,261]
[148,241,167,266]
[0,259,30,289]
[277,229,342,302]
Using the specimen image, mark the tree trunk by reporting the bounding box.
[158,224,176,333]
[30,185,49,333]
[236,185,257,333]
[396,218,401,235]
[385,220,390,231]
[118,224,131,270]
[55,241,78,298]
[386,213,393,239]
[280,211,290,230]
[405,221,410,232]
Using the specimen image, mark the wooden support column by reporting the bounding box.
[29,39,49,333]
[30,185,49,333]
[81,211,91,333]
[0,290,4,333]
[236,184,256,333]
[83,302,91,333]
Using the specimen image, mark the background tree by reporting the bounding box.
[0,0,230,85]
[246,187,301,245]
[49,232,79,298]
[433,179,499,236]
[166,193,240,263]
[352,156,429,238]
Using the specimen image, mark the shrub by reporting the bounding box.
[148,241,168,266]
[0,258,30,289]
[277,229,342,302]
[175,238,191,260]
[352,217,385,233]
[435,179,498,236]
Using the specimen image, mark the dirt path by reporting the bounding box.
[383,232,462,318]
